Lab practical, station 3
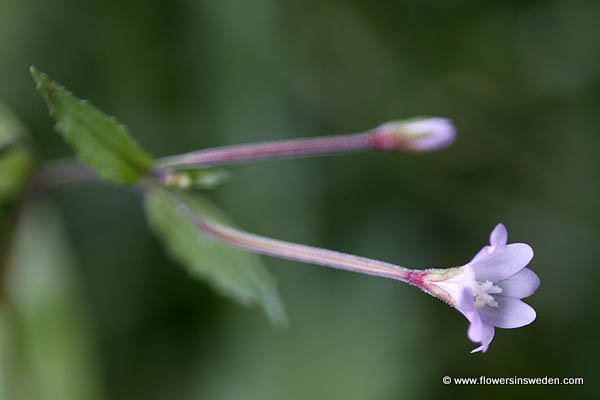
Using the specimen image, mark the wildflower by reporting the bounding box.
[164,191,537,354]
[423,224,539,353]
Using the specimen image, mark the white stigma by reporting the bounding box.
[474,280,503,308]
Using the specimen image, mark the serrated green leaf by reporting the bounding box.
[30,67,152,184]
[144,186,287,326]
[4,202,103,400]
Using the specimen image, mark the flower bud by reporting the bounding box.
[372,117,456,152]
[161,168,230,189]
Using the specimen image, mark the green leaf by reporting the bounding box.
[0,104,34,203]
[144,186,287,326]
[0,103,27,147]
[4,202,103,400]
[0,147,32,203]
[0,303,19,399]
[30,67,153,184]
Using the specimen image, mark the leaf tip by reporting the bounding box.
[29,67,60,112]
[269,306,289,329]
[29,65,44,88]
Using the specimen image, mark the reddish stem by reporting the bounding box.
[170,197,415,283]
[157,132,372,168]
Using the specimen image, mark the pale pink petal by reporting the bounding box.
[489,223,507,248]
[458,283,475,304]
[478,297,537,329]
[497,268,540,299]
[401,118,457,151]
[456,287,478,322]
[470,323,495,353]
[429,265,476,307]
[469,245,493,264]
[467,312,483,342]
[470,243,534,282]
[456,287,495,353]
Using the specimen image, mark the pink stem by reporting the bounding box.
[173,200,415,283]
[156,130,394,169]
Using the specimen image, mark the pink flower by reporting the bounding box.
[423,224,539,353]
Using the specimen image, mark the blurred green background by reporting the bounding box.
[1,0,598,398]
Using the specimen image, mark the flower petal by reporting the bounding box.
[497,268,540,299]
[470,243,534,282]
[469,245,493,264]
[470,323,495,353]
[478,297,537,329]
[469,224,508,264]
[489,223,507,248]
[429,266,476,307]
[467,313,483,342]
[456,287,496,353]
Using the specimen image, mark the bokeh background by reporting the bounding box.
[1,0,598,398]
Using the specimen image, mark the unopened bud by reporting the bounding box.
[161,168,230,189]
[372,117,456,152]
